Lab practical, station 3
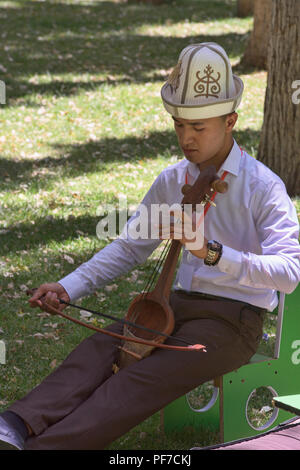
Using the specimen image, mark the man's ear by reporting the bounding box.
[225,112,238,133]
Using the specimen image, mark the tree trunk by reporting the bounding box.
[237,0,254,17]
[257,0,300,197]
[242,0,272,69]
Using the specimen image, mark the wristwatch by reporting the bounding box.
[204,240,223,266]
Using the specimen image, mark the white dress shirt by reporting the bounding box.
[59,139,300,312]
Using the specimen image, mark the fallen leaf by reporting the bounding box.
[44,333,59,340]
[37,312,51,318]
[31,333,45,339]
[104,284,118,292]
[50,359,57,369]
[17,312,31,318]
[44,323,58,329]
[79,311,92,318]
[63,254,74,264]
[260,405,273,413]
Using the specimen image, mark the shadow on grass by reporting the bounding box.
[0,127,261,192]
[0,128,178,190]
[0,0,252,104]
[0,128,262,259]
[0,213,105,255]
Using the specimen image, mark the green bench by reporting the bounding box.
[162,284,300,442]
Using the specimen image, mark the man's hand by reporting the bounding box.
[158,209,209,259]
[186,236,209,260]
[28,283,70,314]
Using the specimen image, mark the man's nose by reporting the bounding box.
[181,127,194,146]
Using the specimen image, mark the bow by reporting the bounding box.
[26,289,205,353]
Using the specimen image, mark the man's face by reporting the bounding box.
[173,115,229,165]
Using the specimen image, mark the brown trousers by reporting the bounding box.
[9,291,265,450]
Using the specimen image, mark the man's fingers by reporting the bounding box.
[29,287,47,306]
[29,286,59,309]
[27,283,69,315]
[159,223,193,239]
[32,292,59,315]
[44,291,60,307]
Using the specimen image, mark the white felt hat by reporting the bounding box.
[161,42,244,119]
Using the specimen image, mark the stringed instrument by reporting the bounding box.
[116,165,228,370]
[26,165,228,371]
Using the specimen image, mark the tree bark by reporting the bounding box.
[237,0,254,17]
[257,0,300,197]
[242,0,272,69]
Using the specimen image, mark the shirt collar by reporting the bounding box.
[186,139,242,180]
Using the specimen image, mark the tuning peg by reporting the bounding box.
[181,183,192,195]
[201,194,216,207]
[211,179,228,193]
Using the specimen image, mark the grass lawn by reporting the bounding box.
[0,0,299,450]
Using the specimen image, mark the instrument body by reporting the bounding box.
[118,240,181,368]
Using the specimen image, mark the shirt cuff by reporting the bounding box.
[217,244,243,278]
[58,273,89,302]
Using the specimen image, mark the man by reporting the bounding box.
[1,43,299,450]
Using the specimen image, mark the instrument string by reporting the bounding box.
[128,238,172,325]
